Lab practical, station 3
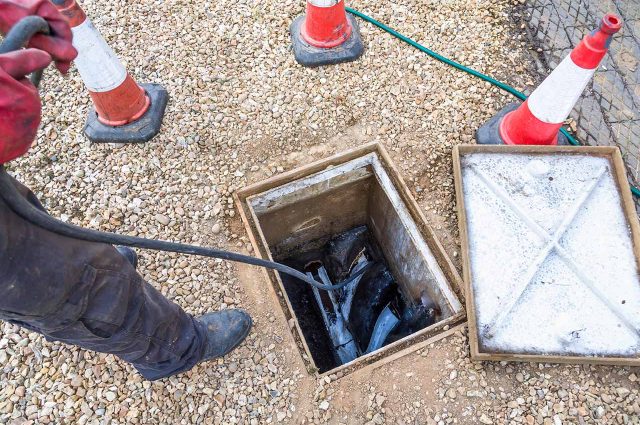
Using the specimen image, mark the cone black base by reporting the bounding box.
[291,14,364,68]
[84,83,169,144]
[476,102,569,146]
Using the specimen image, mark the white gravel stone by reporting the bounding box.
[1,0,636,424]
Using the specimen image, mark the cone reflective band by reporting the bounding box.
[476,14,623,146]
[56,0,168,143]
[291,0,364,67]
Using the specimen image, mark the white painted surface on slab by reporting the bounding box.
[461,152,640,357]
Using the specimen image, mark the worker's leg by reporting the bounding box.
[47,258,209,380]
[0,177,208,380]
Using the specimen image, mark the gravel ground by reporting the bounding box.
[1,0,639,423]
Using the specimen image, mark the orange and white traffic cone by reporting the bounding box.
[55,0,168,143]
[290,0,364,67]
[477,14,623,145]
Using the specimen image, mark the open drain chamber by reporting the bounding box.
[236,143,464,376]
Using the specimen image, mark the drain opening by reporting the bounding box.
[241,148,464,376]
[281,225,441,373]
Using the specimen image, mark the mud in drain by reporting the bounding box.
[235,145,465,376]
[281,225,440,373]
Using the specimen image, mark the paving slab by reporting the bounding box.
[459,151,640,359]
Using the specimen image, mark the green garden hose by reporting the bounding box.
[346,7,640,198]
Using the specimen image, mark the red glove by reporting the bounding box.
[0,49,52,164]
[0,0,76,73]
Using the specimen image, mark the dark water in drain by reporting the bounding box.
[279,225,440,373]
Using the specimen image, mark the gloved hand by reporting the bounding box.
[0,0,76,73]
[0,49,52,164]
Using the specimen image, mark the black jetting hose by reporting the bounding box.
[0,17,366,291]
[0,166,366,291]
[0,15,49,87]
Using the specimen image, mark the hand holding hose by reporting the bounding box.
[0,0,76,73]
[0,48,52,163]
[0,0,77,164]
[0,2,361,291]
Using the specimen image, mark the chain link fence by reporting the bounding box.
[523,0,640,188]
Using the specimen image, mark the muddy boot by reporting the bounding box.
[198,310,252,361]
[115,246,138,269]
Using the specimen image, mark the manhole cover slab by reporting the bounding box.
[454,145,640,365]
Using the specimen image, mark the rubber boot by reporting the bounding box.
[197,309,252,361]
[115,246,138,269]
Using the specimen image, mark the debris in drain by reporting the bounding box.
[280,225,441,372]
[305,261,367,364]
[366,303,399,353]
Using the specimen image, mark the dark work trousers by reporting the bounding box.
[0,176,207,380]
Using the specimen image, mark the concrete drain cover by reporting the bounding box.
[454,145,640,365]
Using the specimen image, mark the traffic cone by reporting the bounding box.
[55,0,168,143]
[477,13,623,145]
[290,0,364,67]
